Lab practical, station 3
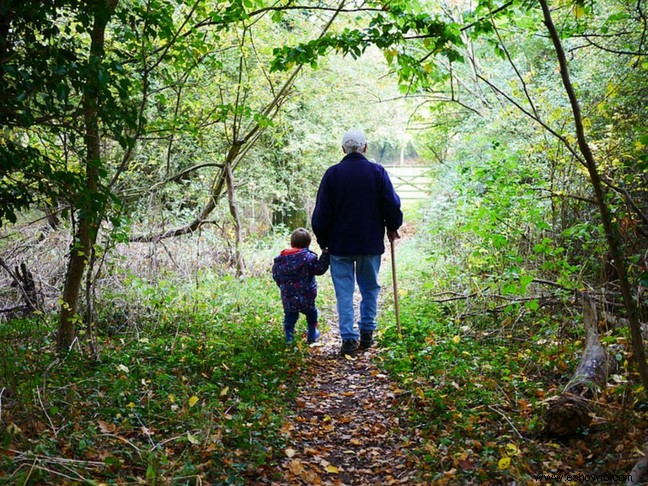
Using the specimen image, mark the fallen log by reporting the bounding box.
[543,294,609,436]
[627,440,648,486]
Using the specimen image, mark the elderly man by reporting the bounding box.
[312,129,403,356]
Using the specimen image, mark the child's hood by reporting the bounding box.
[274,248,312,276]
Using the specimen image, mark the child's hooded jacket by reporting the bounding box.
[272,248,329,312]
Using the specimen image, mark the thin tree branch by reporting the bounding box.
[490,10,539,119]
[476,73,587,167]
[460,1,514,32]
[601,177,648,229]
[539,0,648,389]
[530,187,597,205]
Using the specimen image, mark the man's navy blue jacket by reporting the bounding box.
[311,152,403,256]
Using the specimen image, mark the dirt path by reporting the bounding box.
[273,333,419,485]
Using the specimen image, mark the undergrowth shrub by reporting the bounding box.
[376,202,638,483]
[0,269,305,484]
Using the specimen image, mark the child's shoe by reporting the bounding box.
[307,323,320,344]
[285,331,295,345]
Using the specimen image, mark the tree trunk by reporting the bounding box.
[225,161,245,276]
[57,0,118,352]
[539,0,648,389]
[544,294,608,436]
[15,262,39,311]
[43,206,60,229]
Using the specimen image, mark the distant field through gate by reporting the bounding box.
[384,165,432,202]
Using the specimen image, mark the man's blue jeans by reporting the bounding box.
[329,255,381,341]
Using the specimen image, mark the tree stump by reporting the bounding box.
[544,294,609,436]
[13,262,40,311]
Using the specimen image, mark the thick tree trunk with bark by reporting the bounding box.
[544,295,608,436]
[57,0,118,352]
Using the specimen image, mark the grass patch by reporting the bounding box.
[0,272,304,485]
[377,254,643,484]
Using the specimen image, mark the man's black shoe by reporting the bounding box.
[341,339,358,356]
[359,330,374,349]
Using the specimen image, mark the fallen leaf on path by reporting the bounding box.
[285,448,297,458]
[98,420,116,433]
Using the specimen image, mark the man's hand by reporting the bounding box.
[387,230,400,242]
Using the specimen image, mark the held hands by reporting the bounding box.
[387,230,400,242]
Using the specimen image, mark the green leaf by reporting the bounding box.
[639,271,648,287]
[525,300,539,311]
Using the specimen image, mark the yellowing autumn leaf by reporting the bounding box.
[220,386,229,398]
[187,432,199,445]
[188,396,199,408]
[424,442,437,455]
[498,457,511,470]
[506,443,520,457]
[325,465,340,474]
[288,459,304,475]
[6,422,22,436]
[452,335,461,344]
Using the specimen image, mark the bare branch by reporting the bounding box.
[489,11,539,119]
[476,73,587,167]
[530,187,597,205]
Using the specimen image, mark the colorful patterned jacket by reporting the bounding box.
[272,248,330,312]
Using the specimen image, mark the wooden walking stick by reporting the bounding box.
[390,238,402,337]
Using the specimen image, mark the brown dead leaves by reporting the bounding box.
[268,333,419,485]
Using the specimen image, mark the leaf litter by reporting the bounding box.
[264,330,419,485]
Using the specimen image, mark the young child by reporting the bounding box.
[272,228,329,344]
